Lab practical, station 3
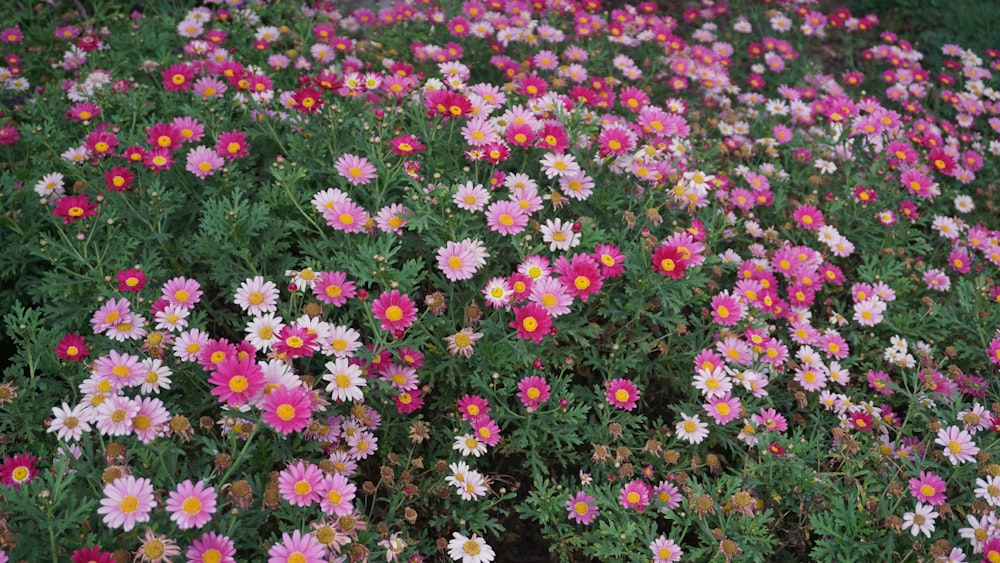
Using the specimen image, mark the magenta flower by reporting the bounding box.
[186,531,237,563]
[278,461,324,508]
[704,393,741,425]
[166,479,218,529]
[517,376,550,410]
[908,471,947,506]
[618,479,651,511]
[208,356,265,406]
[313,271,356,306]
[371,290,418,334]
[605,378,640,411]
[216,130,249,160]
[97,475,155,531]
[566,491,599,524]
[262,385,314,435]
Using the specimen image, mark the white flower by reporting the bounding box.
[447,532,496,563]
[453,434,487,457]
[323,358,367,403]
[901,502,938,537]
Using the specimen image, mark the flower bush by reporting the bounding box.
[1,0,1000,561]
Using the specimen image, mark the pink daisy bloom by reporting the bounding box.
[313,271,356,306]
[517,376,550,410]
[318,472,357,516]
[482,276,514,309]
[510,302,552,344]
[935,425,979,464]
[650,536,683,563]
[710,291,743,326]
[273,324,318,359]
[234,276,279,315]
[0,454,38,489]
[485,200,529,236]
[216,130,249,161]
[278,461,324,507]
[471,414,502,447]
[208,356,265,406]
[619,479,651,511]
[555,253,603,303]
[371,290,418,334]
[262,385,314,435]
[173,328,210,362]
[334,153,377,185]
[131,397,170,443]
[908,471,947,506]
[347,429,378,460]
[437,241,480,281]
[97,475,155,531]
[605,378,640,411]
[566,491,599,524]
[94,349,142,390]
[591,243,626,278]
[457,394,491,419]
[704,393,741,425]
[374,203,408,234]
[792,204,825,230]
[161,277,202,309]
[267,530,326,563]
[166,479,217,529]
[91,298,132,333]
[186,532,237,563]
[95,395,138,436]
[185,146,224,179]
[324,200,369,233]
[454,181,490,212]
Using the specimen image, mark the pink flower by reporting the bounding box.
[591,243,626,278]
[704,393,741,425]
[555,253,603,303]
[216,130,249,160]
[324,200,369,233]
[53,194,98,224]
[605,378,640,411]
[935,425,979,464]
[186,146,225,179]
[437,241,480,281]
[908,471,947,505]
[566,491,599,524]
[267,530,326,563]
[988,336,1000,366]
[485,200,529,235]
[457,394,491,419]
[166,479,217,529]
[371,290,418,334]
[510,302,552,344]
[186,532,237,563]
[618,479,651,511]
[710,291,743,326]
[792,204,825,230]
[650,536,683,563]
[471,415,502,447]
[161,277,202,309]
[313,271,356,306]
[278,461,324,507]
[334,153,377,185]
[318,472,356,516]
[273,324,318,358]
[208,356,265,406]
[97,475,155,531]
[262,386,314,435]
[0,454,37,489]
[517,376,550,410]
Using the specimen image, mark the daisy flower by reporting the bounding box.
[485,200,529,236]
[456,470,488,501]
[267,530,326,563]
[161,277,202,309]
[166,479,217,530]
[438,241,480,281]
[273,324,318,358]
[540,218,581,251]
[901,502,938,537]
[55,332,89,362]
[95,395,138,436]
[53,194,98,223]
[566,491,599,525]
[374,203,408,234]
[454,181,490,212]
[936,425,979,464]
[323,324,362,357]
[313,271,356,306]
[234,276,279,315]
[47,402,92,441]
[216,130,249,161]
[154,304,189,332]
[650,536,683,563]
[318,472,356,516]
[605,378,640,411]
[530,277,573,317]
[908,471,947,505]
[186,532,236,563]
[453,433,488,457]
[517,376,550,410]
[97,475,155,531]
[323,358,366,402]
[482,277,514,309]
[539,151,581,179]
[135,528,180,563]
[263,385,314,435]
[208,356,265,406]
[186,146,224,179]
[132,397,170,444]
[676,413,710,444]
[510,302,552,344]
[278,461,324,507]
[445,328,483,358]
[974,475,1000,507]
[447,532,495,563]
[139,358,172,394]
[324,200,369,233]
[371,290,418,334]
[619,479,651,511]
[334,153,377,185]
[0,454,38,488]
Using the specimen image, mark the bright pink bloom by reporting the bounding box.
[161,276,202,309]
[216,130,249,160]
[0,454,38,488]
[710,291,743,326]
[318,472,357,516]
[208,356,265,406]
[55,332,89,361]
[53,194,98,224]
[273,324,318,358]
[555,253,603,302]
[619,479,651,511]
[267,530,326,563]
[510,302,552,344]
[371,290,418,334]
[335,153,377,185]
[115,268,147,293]
[704,393,741,425]
[186,532,237,563]
[517,376,550,410]
[908,471,947,505]
[313,271,356,306]
[457,394,491,419]
[471,414,502,447]
[71,546,114,563]
[262,385,314,435]
[605,378,640,411]
[485,200,529,236]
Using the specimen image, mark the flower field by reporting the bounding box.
[1,0,1000,561]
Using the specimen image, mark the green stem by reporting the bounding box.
[218,417,261,486]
